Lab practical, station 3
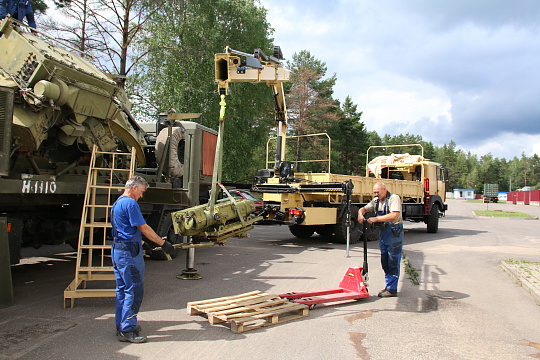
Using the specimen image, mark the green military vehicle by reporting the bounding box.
[0,18,229,264]
[483,184,499,203]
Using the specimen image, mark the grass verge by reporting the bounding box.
[402,253,419,285]
[474,210,535,218]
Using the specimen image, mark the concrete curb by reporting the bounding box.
[500,260,540,305]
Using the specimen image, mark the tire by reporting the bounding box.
[289,225,315,238]
[155,126,185,178]
[334,205,362,244]
[316,225,334,237]
[426,205,439,233]
[150,212,184,260]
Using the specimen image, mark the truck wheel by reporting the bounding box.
[150,213,183,260]
[289,225,314,238]
[155,126,185,178]
[426,205,439,233]
[334,206,361,244]
[316,225,334,237]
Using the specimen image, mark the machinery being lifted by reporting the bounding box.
[214,46,448,243]
[169,93,261,251]
[167,46,292,245]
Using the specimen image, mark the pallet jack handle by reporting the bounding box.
[345,180,353,258]
[344,179,368,279]
[361,221,368,279]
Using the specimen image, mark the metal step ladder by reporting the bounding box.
[64,145,136,308]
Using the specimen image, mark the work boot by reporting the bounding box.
[117,330,147,343]
[378,289,397,298]
[116,324,141,336]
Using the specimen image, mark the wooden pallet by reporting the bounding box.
[187,291,309,333]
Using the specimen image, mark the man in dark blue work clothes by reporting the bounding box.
[0,0,37,29]
[358,182,404,297]
[111,175,174,343]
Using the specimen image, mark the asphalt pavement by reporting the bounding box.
[1,199,540,360]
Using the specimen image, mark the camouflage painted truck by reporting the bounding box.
[0,18,234,264]
[215,47,448,243]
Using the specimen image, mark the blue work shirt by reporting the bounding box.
[111,195,146,243]
[0,0,37,29]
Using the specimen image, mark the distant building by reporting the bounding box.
[453,188,475,200]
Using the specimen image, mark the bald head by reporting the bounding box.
[373,182,388,200]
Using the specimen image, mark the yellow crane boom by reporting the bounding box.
[214,46,290,175]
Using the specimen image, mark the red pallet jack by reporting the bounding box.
[280,182,370,308]
[279,266,369,309]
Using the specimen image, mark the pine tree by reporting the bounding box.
[329,96,368,175]
[286,50,338,171]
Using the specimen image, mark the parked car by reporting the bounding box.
[228,190,263,211]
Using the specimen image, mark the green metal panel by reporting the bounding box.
[0,86,14,176]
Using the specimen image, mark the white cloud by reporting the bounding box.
[261,0,540,160]
[462,133,540,159]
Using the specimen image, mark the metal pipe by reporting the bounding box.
[228,47,255,58]
[56,161,79,177]
[26,154,41,175]
[275,122,283,173]
[186,246,195,269]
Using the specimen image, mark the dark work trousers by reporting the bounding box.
[111,241,145,332]
[379,223,404,293]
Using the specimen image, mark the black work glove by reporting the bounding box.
[161,240,174,254]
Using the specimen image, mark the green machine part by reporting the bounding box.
[171,198,262,243]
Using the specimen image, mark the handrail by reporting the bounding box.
[266,133,331,173]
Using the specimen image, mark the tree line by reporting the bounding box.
[33,0,539,194]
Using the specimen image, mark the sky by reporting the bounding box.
[259,0,540,160]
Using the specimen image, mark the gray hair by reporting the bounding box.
[125,175,148,190]
[374,182,387,190]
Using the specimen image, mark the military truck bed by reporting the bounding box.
[263,172,424,207]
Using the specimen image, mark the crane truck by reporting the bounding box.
[214,47,448,243]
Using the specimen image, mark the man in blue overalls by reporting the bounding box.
[111,175,173,343]
[0,0,37,29]
[358,182,404,297]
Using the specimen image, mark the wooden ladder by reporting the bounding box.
[64,145,136,308]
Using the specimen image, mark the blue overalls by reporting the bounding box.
[376,193,404,294]
[111,196,145,333]
[0,0,37,29]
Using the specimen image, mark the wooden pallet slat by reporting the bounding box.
[187,291,262,314]
[212,298,291,317]
[188,291,309,333]
[230,304,309,334]
[199,293,276,313]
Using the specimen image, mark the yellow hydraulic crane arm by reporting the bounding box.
[214,46,290,174]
